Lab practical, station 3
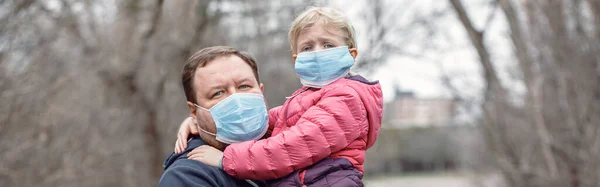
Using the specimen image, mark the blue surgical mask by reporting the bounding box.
[194,93,269,144]
[294,46,355,88]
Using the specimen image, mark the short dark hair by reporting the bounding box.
[182,46,260,103]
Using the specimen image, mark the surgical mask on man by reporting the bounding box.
[294,46,355,88]
[194,93,269,144]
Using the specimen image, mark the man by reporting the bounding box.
[158,46,266,187]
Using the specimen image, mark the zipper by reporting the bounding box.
[285,87,310,99]
[282,87,311,126]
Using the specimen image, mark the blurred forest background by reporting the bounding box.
[1,0,599,186]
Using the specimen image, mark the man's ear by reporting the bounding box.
[292,54,297,62]
[260,83,264,92]
[349,48,358,59]
[186,101,197,120]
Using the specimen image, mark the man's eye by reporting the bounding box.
[302,46,312,52]
[213,91,224,98]
[238,85,251,89]
[324,43,335,48]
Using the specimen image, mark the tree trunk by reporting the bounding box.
[448,1,525,185]
[589,0,600,39]
[497,0,559,178]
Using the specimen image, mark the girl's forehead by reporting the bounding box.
[298,22,346,40]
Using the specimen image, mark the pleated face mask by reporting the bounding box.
[194,93,268,144]
[294,46,355,88]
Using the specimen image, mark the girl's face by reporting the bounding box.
[294,22,348,54]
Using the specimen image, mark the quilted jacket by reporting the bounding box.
[222,75,383,180]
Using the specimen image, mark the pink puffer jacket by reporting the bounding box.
[222,75,383,180]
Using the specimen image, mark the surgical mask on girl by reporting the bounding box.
[194,93,269,144]
[294,46,355,88]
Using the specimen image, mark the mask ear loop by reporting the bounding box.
[194,103,217,137]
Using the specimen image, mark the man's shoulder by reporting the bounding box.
[163,158,224,177]
[159,158,229,187]
[159,136,237,187]
[167,158,222,173]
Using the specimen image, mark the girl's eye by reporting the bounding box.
[238,85,251,89]
[301,46,313,52]
[324,43,335,48]
[213,91,224,98]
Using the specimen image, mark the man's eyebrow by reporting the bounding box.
[236,78,253,84]
[207,85,223,90]
[202,84,224,96]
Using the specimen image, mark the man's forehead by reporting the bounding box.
[195,56,254,78]
[193,56,256,89]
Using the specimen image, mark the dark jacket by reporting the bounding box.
[158,135,262,187]
[266,158,363,187]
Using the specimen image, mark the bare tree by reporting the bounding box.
[1,0,320,186]
[0,0,223,186]
[448,0,600,186]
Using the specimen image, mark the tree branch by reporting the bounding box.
[448,0,502,96]
[482,2,498,32]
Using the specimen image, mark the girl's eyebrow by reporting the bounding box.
[317,37,332,43]
[298,40,314,46]
[316,34,339,41]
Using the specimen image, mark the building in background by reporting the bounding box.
[384,86,456,128]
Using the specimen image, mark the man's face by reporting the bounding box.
[186,55,264,150]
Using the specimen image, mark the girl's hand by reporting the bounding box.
[187,145,224,168]
[174,116,199,153]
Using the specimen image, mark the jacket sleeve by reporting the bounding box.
[265,106,282,137]
[222,86,367,180]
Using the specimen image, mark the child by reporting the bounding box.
[179,7,383,186]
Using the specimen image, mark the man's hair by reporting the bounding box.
[182,46,260,103]
[288,7,357,53]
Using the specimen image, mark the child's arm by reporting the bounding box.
[222,86,368,180]
[176,106,282,153]
[174,117,199,153]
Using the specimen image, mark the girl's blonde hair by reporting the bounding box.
[288,7,357,53]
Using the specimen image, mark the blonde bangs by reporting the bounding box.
[288,7,357,53]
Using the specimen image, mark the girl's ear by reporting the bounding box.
[349,48,358,59]
[260,83,264,92]
[292,54,297,62]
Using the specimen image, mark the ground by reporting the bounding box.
[364,172,502,187]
